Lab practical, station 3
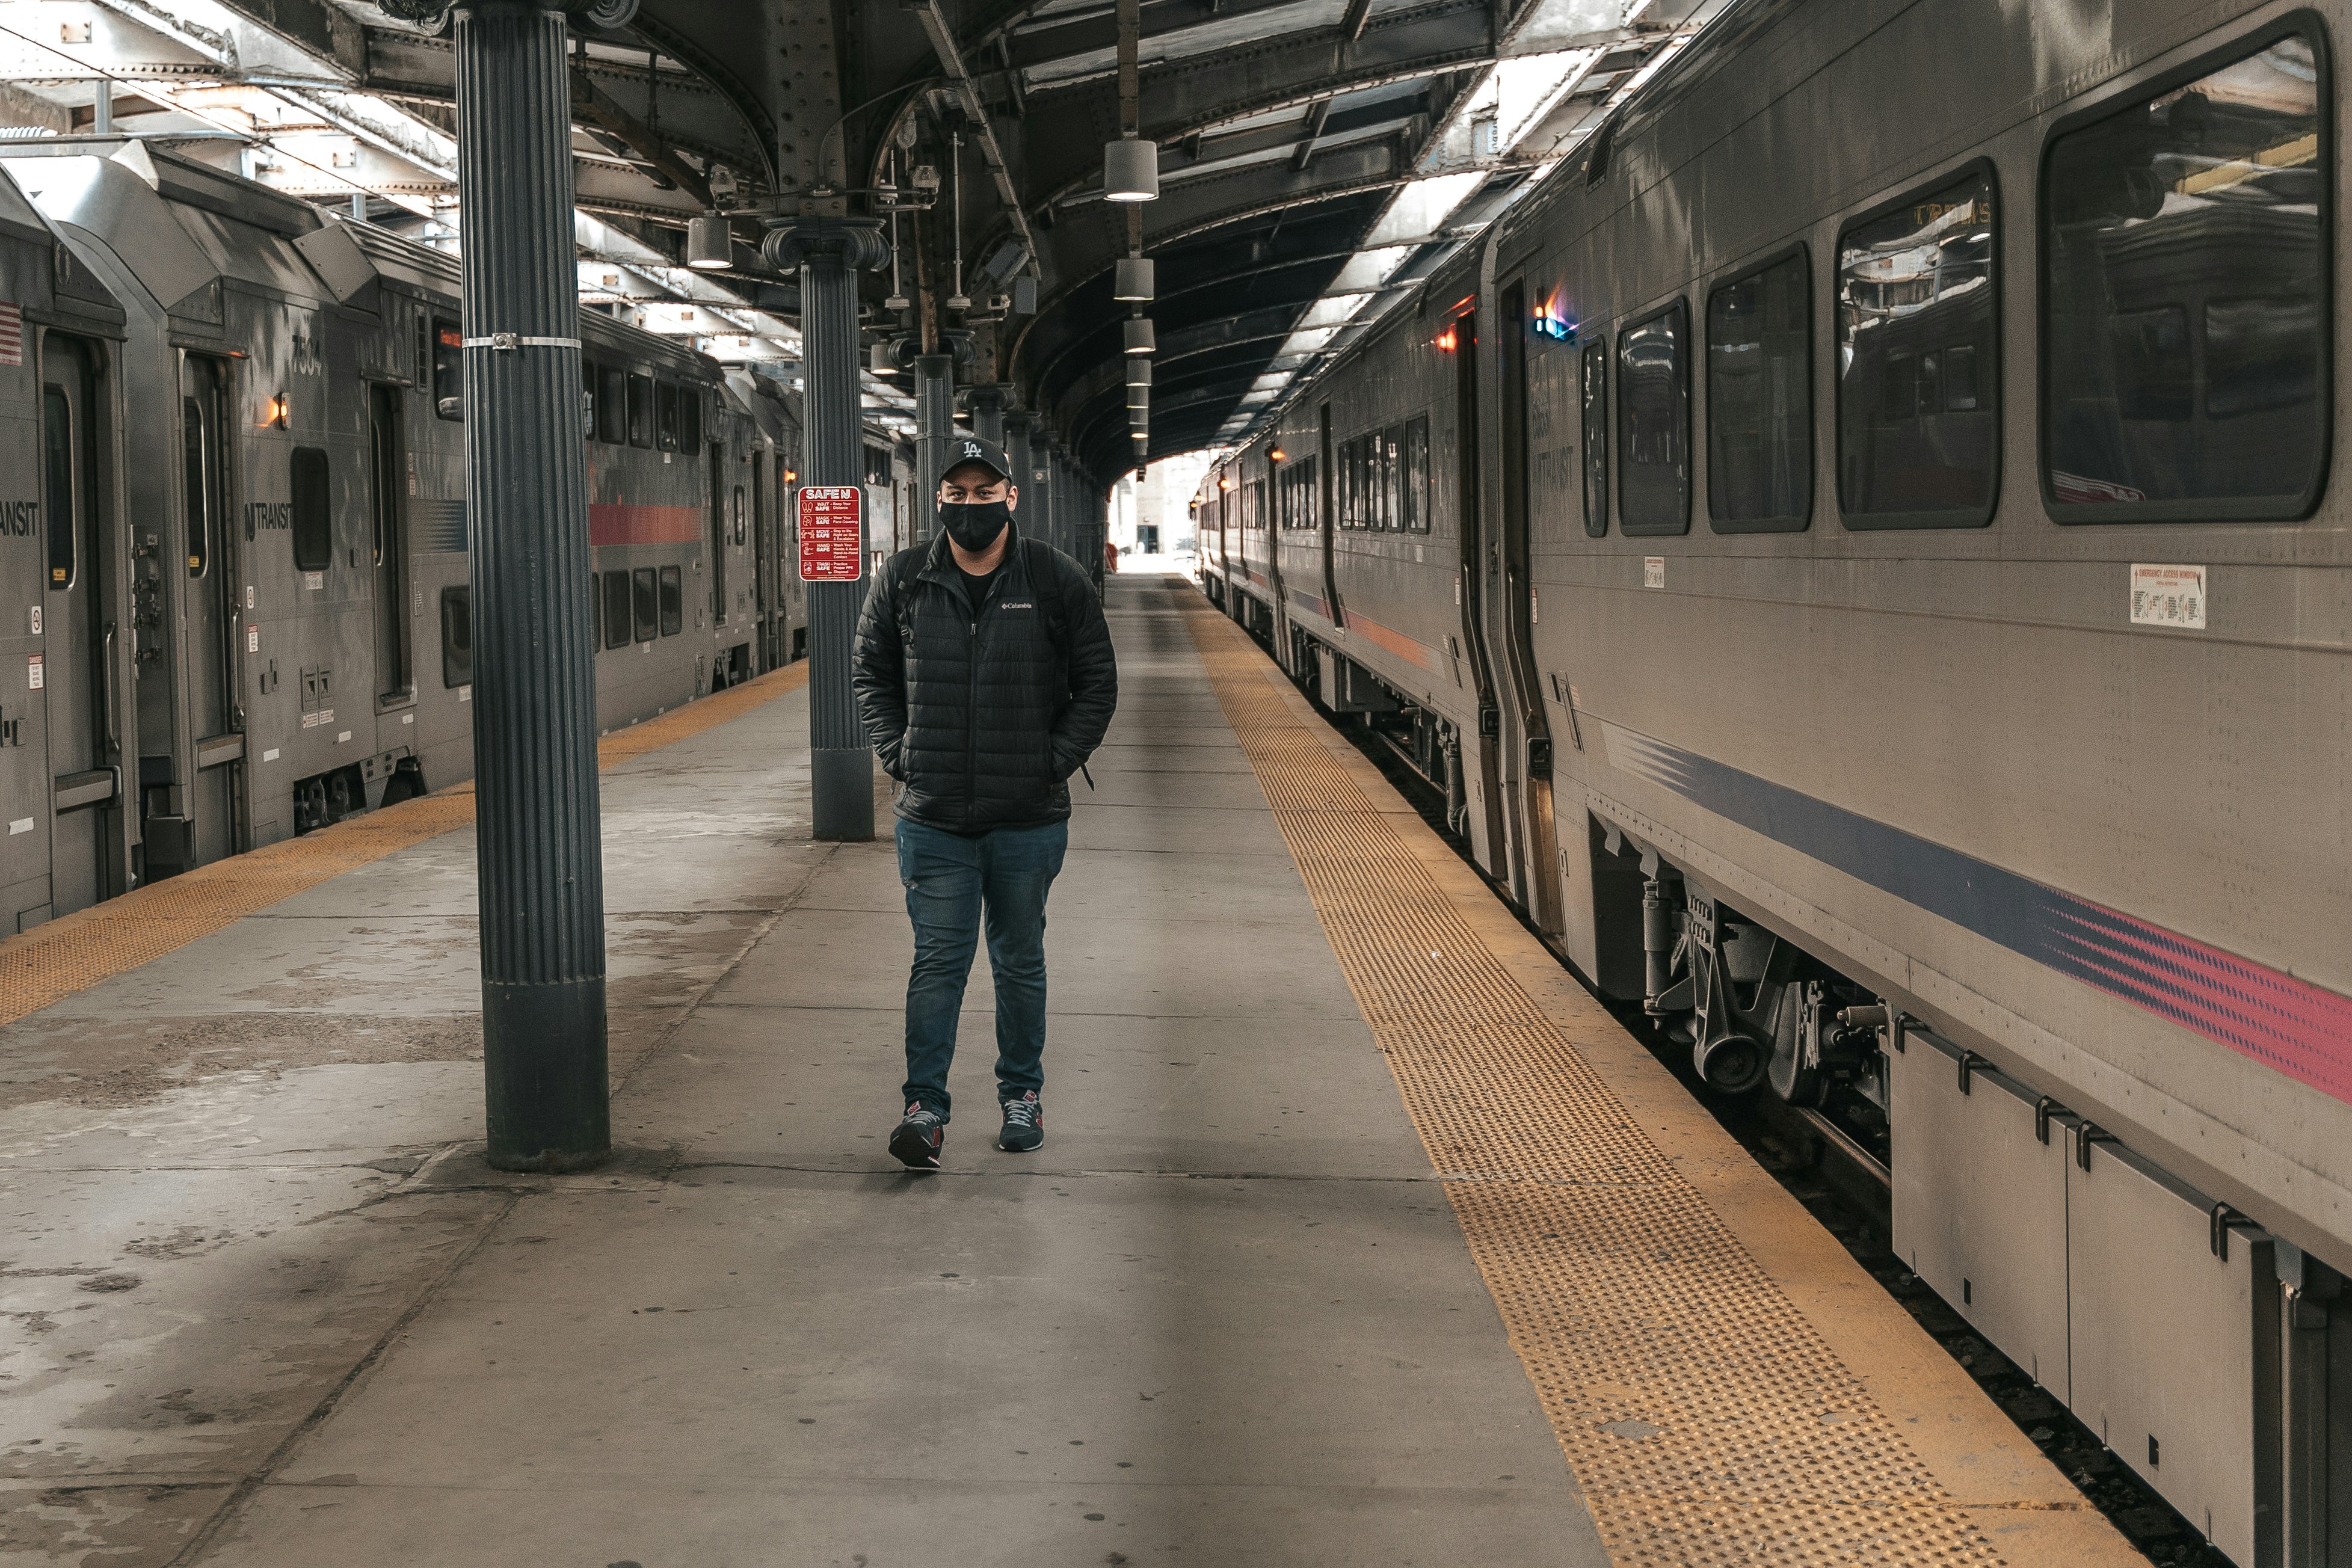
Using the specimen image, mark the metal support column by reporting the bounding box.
[763,218,888,841]
[964,384,1009,446]
[1028,431,1056,551]
[445,0,621,1170]
[1004,412,1033,529]
[914,353,955,518]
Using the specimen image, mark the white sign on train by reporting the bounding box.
[798,486,864,581]
[2129,564,2206,630]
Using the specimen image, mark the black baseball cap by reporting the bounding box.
[938,434,1013,484]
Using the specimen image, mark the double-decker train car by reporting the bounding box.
[1200,1,2352,1560]
[0,141,843,929]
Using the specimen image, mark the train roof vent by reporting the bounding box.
[1584,116,1617,186]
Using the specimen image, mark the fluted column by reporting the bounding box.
[765,218,888,841]
[450,0,609,1170]
[914,354,955,517]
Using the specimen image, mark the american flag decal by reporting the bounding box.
[0,302,22,367]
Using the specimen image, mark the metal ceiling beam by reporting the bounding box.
[906,0,1039,289]
[1012,0,1491,209]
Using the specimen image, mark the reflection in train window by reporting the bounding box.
[1617,299,1690,535]
[1837,168,1996,527]
[440,585,472,688]
[597,366,628,444]
[2044,32,2323,517]
[579,360,596,438]
[290,446,332,571]
[627,374,653,449]
[632,566,658,642]
[1403,417,1431,532]
[659,564,683,636]
[43,386,73,586]
[1580,342,1609,537]
[1708,251,1812,531]
[680,387,703,452]
[656,382,682,451]
[432,319,463,420]
[602,568,632,649]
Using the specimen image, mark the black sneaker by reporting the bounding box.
[888,1102,945,1169]
[997,1090,1044,1152]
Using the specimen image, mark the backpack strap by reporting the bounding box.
[1024,538,1069,654]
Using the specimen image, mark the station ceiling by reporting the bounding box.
[0,0,1720,482]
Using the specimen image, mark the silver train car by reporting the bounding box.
[1199,1,2352,1560]
[0,143,908,927]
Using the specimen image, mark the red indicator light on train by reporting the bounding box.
[1218,476,1233,491]
[265,393,289,429]
[1435,325,1458,352]
[1269,447,1287,463]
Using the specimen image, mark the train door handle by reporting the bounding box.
[1527,734,1553,779]
[103,622,120,749]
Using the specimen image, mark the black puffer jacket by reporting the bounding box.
[852,521,1118,834]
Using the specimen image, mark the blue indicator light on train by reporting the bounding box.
[1532,300,1574,341]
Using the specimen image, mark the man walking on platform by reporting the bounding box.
[852,435,1118,1169]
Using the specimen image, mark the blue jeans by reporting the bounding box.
[895,817,1069,1121]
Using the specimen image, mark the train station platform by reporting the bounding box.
[2,577,2140,1568]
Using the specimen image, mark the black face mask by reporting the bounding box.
[938,499,1011,554]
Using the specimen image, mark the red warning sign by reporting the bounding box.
[796,486,864,582]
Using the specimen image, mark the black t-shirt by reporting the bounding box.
[958,564,999,615]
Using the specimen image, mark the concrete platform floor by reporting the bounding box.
[1,580,1605,1566]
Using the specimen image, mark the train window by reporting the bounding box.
[440,585,472,688]
[182,394,216,574]
[1707,250,1812,531]
[596,366,627,444]
[632,566,658,642]
[656,381,682,452]
[602,568,632,649]
[1403,416,1430,532]
[2042,29,2326,520]
[659,564,683,635]
[1251,479,1266,530]
[1580,342,1609,537]
[1836,166,1997,528]
[1376,428,1399,530]
[680,388,703,453]
[290,446,332,571]
[432,319,463,420]
[1616,298,1691,535]
[43,386,72,586]
[627,374,653,448]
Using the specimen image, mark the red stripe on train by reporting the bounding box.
[590,503,703,546]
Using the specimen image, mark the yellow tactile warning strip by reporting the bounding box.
[1176,600,2012,1567]
[0,661,810,1029]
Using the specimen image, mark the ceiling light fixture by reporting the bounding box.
[1104,135,1159,202]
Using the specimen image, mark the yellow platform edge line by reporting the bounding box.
[1174,591,2141,1568]
[0,660,811,1029]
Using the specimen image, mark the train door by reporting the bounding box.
[750,453,772,671]
[369,384,410,702]
[1450,315,1510,879]
[707,441,727,632]
[42,336,122,914]
[1496,281,1563,935]
[182,355,239,867]
[1317,403,1341,626]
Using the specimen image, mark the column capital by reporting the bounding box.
[380,0,633,35]
[760,218,890,274]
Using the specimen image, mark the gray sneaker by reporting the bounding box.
[888,1102,946,1169]
[997,1090,1044,1152]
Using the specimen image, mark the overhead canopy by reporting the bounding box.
[0,0,1724,483]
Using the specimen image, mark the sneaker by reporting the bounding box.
[888,1102,945,1169]
[997,1090,1044,1152]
